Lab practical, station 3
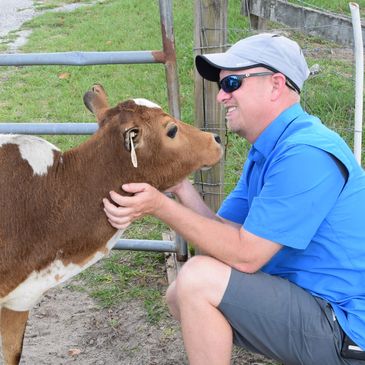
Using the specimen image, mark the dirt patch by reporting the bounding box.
[19,280,188,365]
[13,267,276,365]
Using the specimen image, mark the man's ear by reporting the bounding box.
[271,73,287,100]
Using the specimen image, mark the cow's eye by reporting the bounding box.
[167,125,178,139]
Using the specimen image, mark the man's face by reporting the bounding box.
[216,68,273,142]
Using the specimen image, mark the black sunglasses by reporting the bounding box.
[218,72,274,93]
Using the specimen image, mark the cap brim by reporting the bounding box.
[195,53,256,82]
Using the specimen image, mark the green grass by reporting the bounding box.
[0,1,167,120]
[74,250,168,323]
[33,0,96,11]
[0,0,363,315]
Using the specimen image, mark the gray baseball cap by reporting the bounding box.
[195,33,310,92]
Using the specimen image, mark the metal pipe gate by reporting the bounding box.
[0,0,188,261]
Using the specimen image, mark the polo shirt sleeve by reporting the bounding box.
[243,144,346,249]
[217,168,249,225]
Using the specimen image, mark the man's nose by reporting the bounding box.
[216,87,230,103]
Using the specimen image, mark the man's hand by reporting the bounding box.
[103,183,164,229]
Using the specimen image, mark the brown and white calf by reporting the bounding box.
[0,84,222,365]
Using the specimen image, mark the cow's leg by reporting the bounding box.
[0,307,29,365]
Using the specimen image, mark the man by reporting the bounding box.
[103,33,365,365]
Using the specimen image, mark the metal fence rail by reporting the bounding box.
[0,50,165,66]
[0,123,98,134]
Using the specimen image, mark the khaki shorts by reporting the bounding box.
[218,269,364,365]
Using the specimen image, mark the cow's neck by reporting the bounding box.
[61,127,130,195]
[47,128,132,244]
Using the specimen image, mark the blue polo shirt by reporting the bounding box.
[218,103,365,349]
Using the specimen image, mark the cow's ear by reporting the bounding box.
[123,127,140,152]
[123,127,140,168]
[83,84,110,124]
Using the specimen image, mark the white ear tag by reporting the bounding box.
[129,132,138,168]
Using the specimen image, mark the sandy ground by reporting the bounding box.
[18,277,189,365]
[13,265,275,365]
[0,2,278,364]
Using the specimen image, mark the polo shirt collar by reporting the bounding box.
[253,103,304,159]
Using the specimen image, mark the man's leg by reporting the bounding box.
[167,257,355,365]
[166,255,233,365]
[218,268,349,365]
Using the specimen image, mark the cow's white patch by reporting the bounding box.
[105,228,125,251]
[133,98,161,109]
[0,134,60,176]
[0,229,125,311]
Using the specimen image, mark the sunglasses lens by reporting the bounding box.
[219,76,241,93]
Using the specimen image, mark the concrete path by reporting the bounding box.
[0,1,96,51]
[0,0,35,39]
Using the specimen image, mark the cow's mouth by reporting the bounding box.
[200,165,213,171]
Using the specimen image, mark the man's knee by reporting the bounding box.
[174,255,231,308]
[176,255,220,293]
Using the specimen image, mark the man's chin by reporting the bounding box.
[225,119,239,133]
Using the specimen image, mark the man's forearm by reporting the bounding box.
[173,179,222,222]
[154,193,246,265]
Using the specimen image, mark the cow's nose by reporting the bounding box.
[214,134,221,144]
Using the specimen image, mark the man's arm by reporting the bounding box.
[166,179,241,228]
[103,182,282,273]
[166,179,222,221]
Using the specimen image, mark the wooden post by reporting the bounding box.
[194,0,227,218]
[242,0,268,30]
[249,14,268,30]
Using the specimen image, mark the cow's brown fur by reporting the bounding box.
[0,84,222,364]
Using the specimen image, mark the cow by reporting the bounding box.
[0,84,222,365]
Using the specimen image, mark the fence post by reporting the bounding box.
[159,0,181,120]
[350,2,364,165]
[193,0,227,241]
[242,0,268,30]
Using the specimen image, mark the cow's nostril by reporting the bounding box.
[214,134,221,144]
